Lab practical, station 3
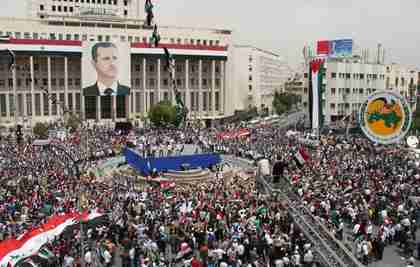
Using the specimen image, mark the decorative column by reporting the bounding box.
[47,56,52,117]
[185,59,190,113]
[198,59,202,117]
[157,58,161,102]
[30,56,35,117]
[211,60,216,117]
[12,64,17,122]
[220,60,225,114]
[97,96,101,121]
[64,56,69,110]
[5,94,10,118]
[142,58,147,114]
[171,59,176,104]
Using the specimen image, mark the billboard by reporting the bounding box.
[316,40,330,55]
[316,39,353,58]
[329,39,353,57]
[82,41,131,119]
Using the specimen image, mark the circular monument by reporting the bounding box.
[358,90,412,144]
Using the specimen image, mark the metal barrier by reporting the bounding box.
[257,175,365,267]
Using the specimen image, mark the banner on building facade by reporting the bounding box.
[81,41,131,119]
[309,58,325,133]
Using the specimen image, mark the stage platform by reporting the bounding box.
[123,146,221,176]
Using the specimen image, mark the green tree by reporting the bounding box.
[148,100,177,127]
[273,92,299,115]
[411,97,420,132]
[33,122,49,139]
[66,113,81,133]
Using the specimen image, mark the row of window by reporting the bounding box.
[0,90,222,117]
[0,78,81,88]
[134,64,221,74]
[330,72,385,80]
[132,78,221,88]
[330,88,377,95]
[49,0,125,5]
[0,92,81,117]
[0,31,222,47]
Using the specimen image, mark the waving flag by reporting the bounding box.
[0,211,103,267]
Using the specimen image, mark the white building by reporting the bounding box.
[230,45,291,115]
[302,58,418,126]
[0,0,234,127]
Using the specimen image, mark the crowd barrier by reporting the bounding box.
[123,147,221,176]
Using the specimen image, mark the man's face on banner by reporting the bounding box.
[93,46,119,80]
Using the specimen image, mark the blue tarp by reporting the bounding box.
[124,147,221,176]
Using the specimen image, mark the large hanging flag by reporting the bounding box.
[0,211,103,267]
[309,58,325,132]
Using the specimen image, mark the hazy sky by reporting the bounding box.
[2,0,419,69]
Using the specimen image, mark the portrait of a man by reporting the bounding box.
[82,42,130,96]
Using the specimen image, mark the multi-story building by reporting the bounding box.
[301,58,418,126]
[230,45,291,115]
[284,72,305,104]
[0,0,233,127]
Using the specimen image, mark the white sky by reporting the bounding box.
[2,0,420,69]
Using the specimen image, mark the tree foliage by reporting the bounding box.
[148,100,177,127]
[411,98,420,131]
[66,113,81,133]
[33,122,49,139]
[273,92,300,115]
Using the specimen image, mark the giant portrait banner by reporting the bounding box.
[82,41,131,97]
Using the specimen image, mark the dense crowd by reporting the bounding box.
[0,121,419,267]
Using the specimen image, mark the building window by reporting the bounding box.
[215,78,220,88]
[33,32,39,39]
[149,78,155,87]
[331,72,336,78]
[330,103,335,109]
[124,0,127,5]
[63,6,67,12]
[304,88,308,94]
[359,88,364,94]
[215,66,220,73]
[148,65,155,72]
[69,6,73,12]
[304,73,308,78]
[345,73,351,79]
[135,64,141,72]
[66,34,72,40]
[248,75,252,81]
[359,73,364,79]
[202,79,207,86]
[52,5,56,11]
[190,78,195,86]
[58,6,61,12]
[249,85,252,91]
[40,5,44,10]
[331,88,336,95]
[176,79,182,86]
[163,79,168,86]
[74,34,80,40]
[124,10,128,16]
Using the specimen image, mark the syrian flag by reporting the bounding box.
[309,58,325,132]
[294,147,310,167]
[0,211,103,267]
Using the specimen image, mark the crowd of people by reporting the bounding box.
[0,120,419,266]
